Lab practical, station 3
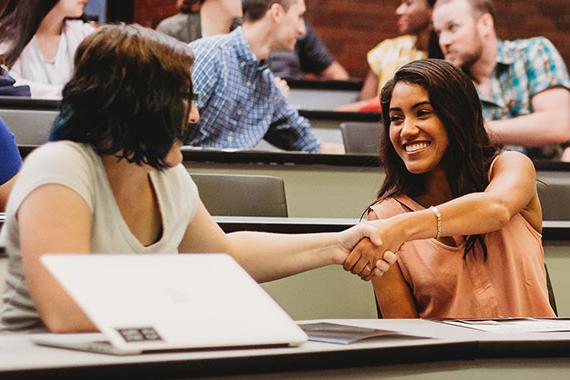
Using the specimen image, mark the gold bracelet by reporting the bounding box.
[429,205,441,240]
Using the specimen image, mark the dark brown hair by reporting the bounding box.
[50,24,195,170]
[242,0,296,22]
[378,59,498,258]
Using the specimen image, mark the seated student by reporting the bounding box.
[344,59,555,319]
[269,20,349,81]
[0,24,395,334]
[0,0,95,99]
[432,0,570,159]
[156,0,242,44]
[0,118,21,212]
[188,0,342,153]
[336,0,438,112]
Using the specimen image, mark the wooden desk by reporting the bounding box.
[2,319,570,379]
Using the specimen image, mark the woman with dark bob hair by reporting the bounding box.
[0,24,395,333]
[344,59,555,319]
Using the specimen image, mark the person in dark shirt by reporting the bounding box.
[270,20,349,80]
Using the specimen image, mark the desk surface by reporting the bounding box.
[2,319,570,379]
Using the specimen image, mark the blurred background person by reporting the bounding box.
[433,0,570,160]
[270,20,349,81]
[0,0,95,99]
[336,0,438,112]
[156,0,242,44]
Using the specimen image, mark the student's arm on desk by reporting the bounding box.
[320,61,350,81]
[333,71,378,112]
[486,87,570,146]
[178,201,395,283]
[18,184,96,333]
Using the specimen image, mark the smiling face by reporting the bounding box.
[395,0,432,35]
[388,81,448,175]
[432,0,484,69]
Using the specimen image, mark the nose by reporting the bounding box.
[400,118,420,139]
[438,32,452,48]
[188,104,200,124]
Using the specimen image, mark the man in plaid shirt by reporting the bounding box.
[188,0,330,153]
[433,0,570,159]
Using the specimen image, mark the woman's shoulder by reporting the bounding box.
[22,142,95,173]
[488,150,534,180]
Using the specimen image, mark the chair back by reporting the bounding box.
[0,97,59,146]
[340,122,381,154]
[537,176,570,220]
[191,173,288,217]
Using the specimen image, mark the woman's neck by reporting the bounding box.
[414,27,431,53]
[37,8,66,36]
[415,168,452,207]
[101,155,153,198]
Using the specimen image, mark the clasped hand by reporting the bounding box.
[341,219,402,281]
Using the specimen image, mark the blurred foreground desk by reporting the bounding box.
[2,319,570,379]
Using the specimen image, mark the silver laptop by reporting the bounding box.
[33,254,307,355]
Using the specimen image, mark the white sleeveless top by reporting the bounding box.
[0,141,199,333]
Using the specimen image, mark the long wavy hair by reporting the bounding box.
[50,24,195,170]
[377,59,498,258]
[0,0,59,67]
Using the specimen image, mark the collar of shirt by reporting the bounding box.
[231,27,270,72]
[476,39,509,107]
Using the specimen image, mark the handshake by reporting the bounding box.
[338,219,403,281]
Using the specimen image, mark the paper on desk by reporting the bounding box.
[299,322,424,344]
[441,318,570,333]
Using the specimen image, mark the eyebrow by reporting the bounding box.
[389,101,432,112]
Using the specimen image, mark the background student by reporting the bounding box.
[156,0,242,44]
[0,24,394,334]
[432,0,570,159]
[345,59,555,319]
[0,0,95,99]
[336,0,438,112]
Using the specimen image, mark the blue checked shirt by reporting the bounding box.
[477,37,570,157]
[188,27,320,152]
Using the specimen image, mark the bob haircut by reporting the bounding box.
[378,59,498,258]
[50,24,195,170]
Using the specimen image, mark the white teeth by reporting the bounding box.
[405,142,430,152]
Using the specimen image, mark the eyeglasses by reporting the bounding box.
[180,91,199,144]
[181,91,199,109]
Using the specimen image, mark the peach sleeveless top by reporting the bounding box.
[369,195,555,319]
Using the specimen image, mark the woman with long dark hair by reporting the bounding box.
[0,24,394,333]
[344,59,555,319]
[0,0,94,98]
